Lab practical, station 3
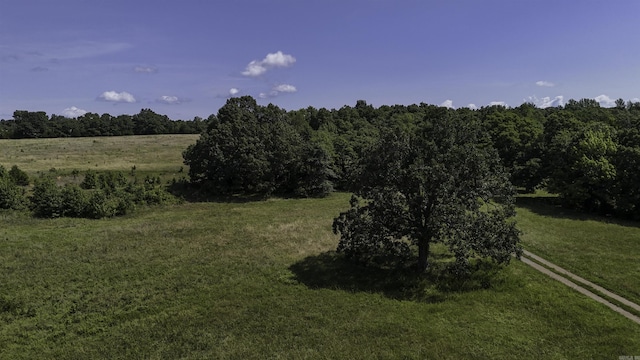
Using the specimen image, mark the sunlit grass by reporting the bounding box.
[517,194,640,306]
[1,194,639,358]
[0,134,198,177]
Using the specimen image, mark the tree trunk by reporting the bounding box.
[417,239,430,272]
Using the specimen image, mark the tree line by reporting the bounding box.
[0,109,207,138]
[4,96,640,220]
[184,96,640,219]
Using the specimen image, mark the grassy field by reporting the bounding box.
[0,134,199,180]
[1,135,639,358]
[517,194,640,309]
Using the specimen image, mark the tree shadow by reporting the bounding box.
[516,196,640,229]
[168,182,268,203]
[288,251,508,303]
[167,181,318,203]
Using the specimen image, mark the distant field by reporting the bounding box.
[1,135,639,358]
[0,134,199,176]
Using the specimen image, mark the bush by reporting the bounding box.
[81,170,98,189]
[60,185,89,217]
[30,177,63,218]
[85,189,120,219]
[0,177,27,210]
[24,170,174,219]
[98,171,128,192]
[8,165,29,186]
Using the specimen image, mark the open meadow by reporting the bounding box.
[0,134,199,181]
[1,135,639,358]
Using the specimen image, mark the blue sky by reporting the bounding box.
[1,0,639,120]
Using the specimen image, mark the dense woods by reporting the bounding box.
[4,96,640,220]
[0,109,206,138]
[183,96,640,220]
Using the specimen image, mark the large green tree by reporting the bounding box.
[183,96,333,197]
[546,122,617,212]
[333,113,521,273]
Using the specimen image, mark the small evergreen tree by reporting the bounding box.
[0,177,27,210]
[30,177,63,218]
[8,165,29,186]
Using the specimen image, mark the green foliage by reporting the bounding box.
[30,177,64,218]
[481,104,544,191]
[81,169,98,189]
[27,170,174,219]
[85,189,122,219]
[0,165,35,210]
[8,164,29,186]
[1,109,205,139]
[60,184,89,217]
[97,171,128,191]
[5,96,640,221]
[333,114,522,273]
[546,123,618,212]
[295,144,335,197]
[184,96,334,197]
[0,176,27,210]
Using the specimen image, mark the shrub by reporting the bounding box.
[30,177,63,218]
[85,189,119,219]
[81,170,98,189]
[0,177,27,210]
[98,171,128,191]
[60,185,89,217]
[8,165,29,186]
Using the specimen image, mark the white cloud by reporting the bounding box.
[157,95,181,104]
[273,84,297,93]
[467,104,478,110]
[260,84,298,98]
[258,84,298,99]
[541,96,564,108]
[440,100,454,109]
[489,101,507,107]
[536,80,555,87]
[229,88,240,96]
[242,61,267,77]
[595,94,616,107]
[242,51,296,77]
[263,51,296,67]
[134,66,157,73]
[527,95,564,108]
[98,91,136,103]
[62,106,87,117]
[631,98,640,103]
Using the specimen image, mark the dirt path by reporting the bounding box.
[520,250,640,325]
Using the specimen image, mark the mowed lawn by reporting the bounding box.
[1,135,639,358]
[517,195,640,309]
